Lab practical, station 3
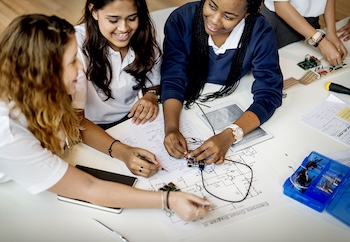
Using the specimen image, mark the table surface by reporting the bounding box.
[1,9,350,242]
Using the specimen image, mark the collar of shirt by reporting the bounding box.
[208,18,245,55]
[108,46,135,69]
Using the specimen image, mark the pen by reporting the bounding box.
[93,219,129,242]
[133,152,169,172]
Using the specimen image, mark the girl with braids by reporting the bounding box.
[71,0,165,178]
[73,0,161,129]
[161,0,283,164]
[0,14,210,221]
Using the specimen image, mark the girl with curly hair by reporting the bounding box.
[0,14,210,221]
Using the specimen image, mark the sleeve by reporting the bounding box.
[246,16,283,124]
[72,25,88,110]
[145,52,162,88]
[160,7,194,103]
[0,111,69,194]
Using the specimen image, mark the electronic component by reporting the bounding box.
[158,182,180,192]
[186,156,205,170]
[315,62,348,77]
[297,54,321,70]
[283,151,350,228]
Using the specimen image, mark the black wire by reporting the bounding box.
[199,158,253,203]
[195,102,216,135]
[194,102,254,203]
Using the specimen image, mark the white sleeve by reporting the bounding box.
[264,0,327,17]
[145,53,162,88]
[72,24,89,110]
[0,109,68,194]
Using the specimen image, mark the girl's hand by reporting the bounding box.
[318,37,347,66]
[337,19,350,42]
[128,92,159,125]
[122,146,161,178]
[163,129,188,159]
[168,192,211,221]
[188,129,233,165]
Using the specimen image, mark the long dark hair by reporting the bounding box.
[79,0,161,100]
[185,0,262,108]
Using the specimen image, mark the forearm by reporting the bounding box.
[324,0,337,35]
[234,111,260,137]
[80,116,129,162]
[163,99,183,134]
[274,2,317,38]
[50,166,162,209]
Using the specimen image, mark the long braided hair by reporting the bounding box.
[184,0,263,108]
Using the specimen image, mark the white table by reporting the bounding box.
[1,10,350,242]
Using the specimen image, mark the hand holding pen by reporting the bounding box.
[121,148,167,177]
[133,152,169,173]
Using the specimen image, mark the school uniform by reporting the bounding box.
[161,2,283,124]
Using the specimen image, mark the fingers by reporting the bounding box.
[130,100,159,125]
[337,24,350,41]
[192,205,210,220]
[164,132,188,158]
[129,157,160,178]
[170,192,211,221]
[188,133,231,165]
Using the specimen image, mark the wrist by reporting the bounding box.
[225,124,244,145]
[110,142,129,162]
[145,89,160,103]
[108,140,120,158]
[307,29,326,47]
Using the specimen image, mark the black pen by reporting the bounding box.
[93,219,128,242]
[133,152,169,172]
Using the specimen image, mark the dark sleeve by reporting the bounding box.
[160,4,196,103]
[245,16,283,124]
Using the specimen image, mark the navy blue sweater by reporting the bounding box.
[161,2,283,124]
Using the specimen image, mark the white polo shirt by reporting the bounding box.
[72,24,161,125]
[264,0,327,18]
[0,101,68,194]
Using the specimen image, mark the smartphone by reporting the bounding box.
[57,165,138,214]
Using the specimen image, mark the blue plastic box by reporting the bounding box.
[283,151,350,226]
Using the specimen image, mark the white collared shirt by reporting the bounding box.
[208,18,245,55]
[72,24,161,124]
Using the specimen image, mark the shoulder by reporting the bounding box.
[247,15,279,55]
[166,2,199,27]
[74,24,86,47]
[0,101,31,147]
[251,14,276,38]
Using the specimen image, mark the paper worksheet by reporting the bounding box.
[119,112,286,241]
[301,94,350,147]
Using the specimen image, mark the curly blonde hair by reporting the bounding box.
[0,14,81,156]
